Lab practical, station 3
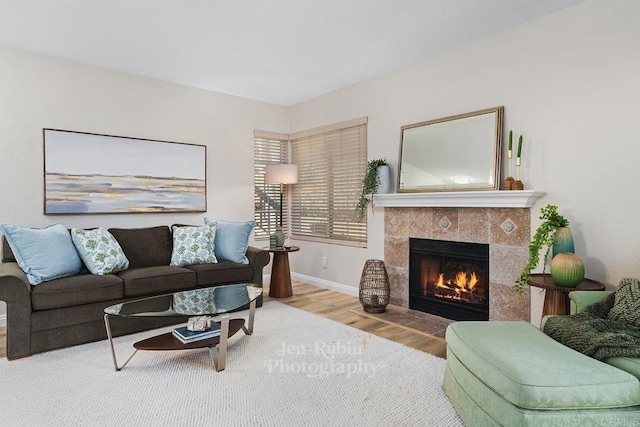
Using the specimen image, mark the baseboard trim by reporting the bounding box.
[0,314,6,328]
[262,272,358,297]
[290,273,359,297]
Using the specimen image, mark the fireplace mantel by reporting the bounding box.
[372,190,544,208]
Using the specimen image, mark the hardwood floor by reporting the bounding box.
[0,281,446,359]
[265,281,447,358]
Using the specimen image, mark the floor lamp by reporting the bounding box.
[265,164,298,247]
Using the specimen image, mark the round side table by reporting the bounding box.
[264,246,300,298]
[528,273,605,320]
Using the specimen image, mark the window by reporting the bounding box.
[290,117,368,247]
[253,131,289,240]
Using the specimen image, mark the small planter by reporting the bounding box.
[515,205,571,294]
[356,159,388,220]
[376,165,392,194]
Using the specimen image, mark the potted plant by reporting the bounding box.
[356,158,388,221]
[515,204,570,294]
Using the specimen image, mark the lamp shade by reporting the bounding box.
[266,164,298,185]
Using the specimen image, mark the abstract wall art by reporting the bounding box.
[44,129,207,214]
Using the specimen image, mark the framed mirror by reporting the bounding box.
[398,106,503,192]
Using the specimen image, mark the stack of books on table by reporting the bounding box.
[172,323,221,344]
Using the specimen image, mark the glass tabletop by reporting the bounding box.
[104,284,262,318]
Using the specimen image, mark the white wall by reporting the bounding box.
[2,0,639,325]
[0,46,289,320]
[287,0,640,319]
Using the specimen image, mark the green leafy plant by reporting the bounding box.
[356,158,388,221]
[515,204,569,294]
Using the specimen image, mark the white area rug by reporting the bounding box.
[0,301,462,426]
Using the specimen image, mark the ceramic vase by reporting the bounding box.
[551,252,585,287]
[273,226,285,247]
[376,165,391,194]
[552,227,575,257]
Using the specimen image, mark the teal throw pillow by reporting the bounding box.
[71,228,129,275]
[170,224,217,267]
[0,223,82,285]
[204,219,255,264]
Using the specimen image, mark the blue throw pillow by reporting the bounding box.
[0,223,83,285]
[204,219,255,264]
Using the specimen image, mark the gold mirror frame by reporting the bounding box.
[397,106,503,192]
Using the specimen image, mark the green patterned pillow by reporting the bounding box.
[173,288,216,315]
[608,278,640,327]
[71,228,129,275]
[170,224,217,267]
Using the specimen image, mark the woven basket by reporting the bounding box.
[359,259,390,313]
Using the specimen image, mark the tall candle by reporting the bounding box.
[508,130,513,151]
[517,135,523,158]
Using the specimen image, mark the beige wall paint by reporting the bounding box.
[0,46,289,320]
[287,0,640,322]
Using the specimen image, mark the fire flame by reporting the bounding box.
[435,272,479,290]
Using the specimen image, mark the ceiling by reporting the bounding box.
[0,0,585,106]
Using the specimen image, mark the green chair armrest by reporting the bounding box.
[540,315,559,330]
[569,290,614,314]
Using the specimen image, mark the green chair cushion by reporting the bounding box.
[606,356,640,380]
[446,321,640,410]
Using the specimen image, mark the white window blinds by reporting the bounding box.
[290,118,368,247]
[253,131,289,240]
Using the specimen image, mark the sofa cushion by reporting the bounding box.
[204,219,254,264]
[184,261,253,286]
[108,226,172,268]
[31,273,124,310]
[116,266,195,297]
[170,224,217,267]
[71,228,130,275]
[446,321,640,410]
[0,223,83,285]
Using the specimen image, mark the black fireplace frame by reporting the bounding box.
[409,238,489,321]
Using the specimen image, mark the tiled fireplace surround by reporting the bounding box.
[384,207,531,321]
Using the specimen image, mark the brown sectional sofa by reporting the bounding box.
[0,225,270,360]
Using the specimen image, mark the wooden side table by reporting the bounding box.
[528,273,605,320]
[265,246,300,298]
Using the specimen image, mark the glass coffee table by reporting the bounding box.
[104,284,262,372]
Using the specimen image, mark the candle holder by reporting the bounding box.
[504,149,514,190]
[513,157,524,190]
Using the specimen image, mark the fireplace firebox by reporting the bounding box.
[409,238,489,321]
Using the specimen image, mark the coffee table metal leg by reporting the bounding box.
[209,314,230,372]
[242,299,257,335]
[104,314,138,371]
